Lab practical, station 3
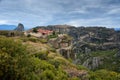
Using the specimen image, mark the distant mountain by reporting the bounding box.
[0,24,16,30]
[114,28,120,31]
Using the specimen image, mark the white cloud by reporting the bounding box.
[0,0,120,28]
[0,20,8,24]
[107,8,120,14]
[66,17,116,28]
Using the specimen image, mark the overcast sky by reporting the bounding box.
[0,0,120,28]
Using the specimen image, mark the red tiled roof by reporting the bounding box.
[37,29,53,34]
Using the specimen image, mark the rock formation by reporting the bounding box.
[36,25,120,53]
[48,34,76,60]
[82,57,103,70]
[14,23,24,31]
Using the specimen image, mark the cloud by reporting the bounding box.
[107,8,120,14]
[0,20,8,24]
[66,17,118,28]
[0,0,120,28]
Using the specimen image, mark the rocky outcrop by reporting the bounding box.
[65,69,88,80]
[14,23,24,31]
[82,57,103,70]
[48,34,76,59]
[115,49,120,57]
[34,25,120,72]
[36,25,120,53]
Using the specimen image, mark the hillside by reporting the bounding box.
[31,25,120,72]
[1,25,120,80]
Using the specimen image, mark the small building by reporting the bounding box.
[37,29,53,36]
[24,29,53,38]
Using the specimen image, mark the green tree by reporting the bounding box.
[0,37,37,80]
[33,28,38,33]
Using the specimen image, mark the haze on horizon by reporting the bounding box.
[0,0,120,28]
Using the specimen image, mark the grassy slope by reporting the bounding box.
[17,36,89,79]
[1,36,120,80]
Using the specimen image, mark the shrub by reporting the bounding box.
[77,65,89,71]
[54,57,70,66]
[28,37,38,42]
[30,57,68,80]
[0,31,9,36]
[0,37,36,80]
[89,69,119,80]
[70,77,80,80]
[34,49,49,60]
[39,38,48,43]
[49,47,56,52]
[33,28,38,33]
[48,59,61,68]
[47,34,58,39]
[39,70,55,80]
[21,37,29,42]
[27,34,31,37]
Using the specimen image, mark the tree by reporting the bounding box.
[33,28,38,33]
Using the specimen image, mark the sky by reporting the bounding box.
[0,0,120,28]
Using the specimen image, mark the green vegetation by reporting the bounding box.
[0,30,9,36]
[27,34,31,37]
[0,37,32,80]
[39,38,48,43]
[0,37,69,80]
[89,69,120,80]
[61,34,73,43]
[33,28,38,33]
[0,31,24,37]
[47,31,58,39]
[91,49,117,57]
[77,65,89,71]
[21,37,39,42]
[0,37,78,80]
[20,36,48,43]
[0,36,120,80]
[77,49,120,73]
[91,50,120,72]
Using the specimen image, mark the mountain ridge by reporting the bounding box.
[0,24,16,30]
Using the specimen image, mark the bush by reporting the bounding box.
[77,65,89,71]
[33,28,38,33]
[39,70,55,80]
[54,57,70,66]
[49,47,56,52]
[47,34,58,39]
[70,77,80,80]
[28,37,38,42]
[39,38,48,43]
[48,59,61,68]
[27,34,31,37]
[0,31,9,36]
[21,37,29,42]
[30,57,68,80]
[0,37,35,80]
[89,69,120,80]
[34,49,49,60]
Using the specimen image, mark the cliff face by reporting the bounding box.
[35,25,120,71]
[37,25,120,53]
[48,34,76,60]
